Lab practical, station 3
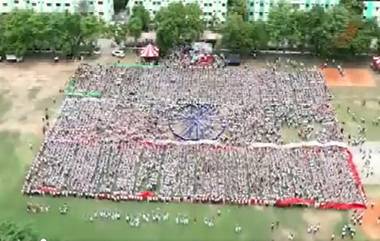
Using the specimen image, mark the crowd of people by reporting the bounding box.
[68,63,342,144]
[23,62,366,209]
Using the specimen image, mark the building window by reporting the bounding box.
[259,12,263,16]
[65,3,70,7]
[89,1,93,4]
[153,10,156,14]
[14,0,19,4]
[376,7,379,11]
[56,3,61,6]
[89,12,94,14]
[364,6,368,10]
[204,3,207,7]
[2,3,7,6]
[325,4,329,8]
[305,3,309,8]
[47,2,52,6]
[98,1,103,4]
[222,3,225,7]
[26,0,30,3]
[260,2,264,7]
[32,2,36,6]
[99,12,104,15]
[250,2,253,6]
[249,11,253,15]
[209,3,212,6]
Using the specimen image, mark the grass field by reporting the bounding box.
[0,58,379,241]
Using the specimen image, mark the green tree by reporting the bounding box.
[227,0,247,20]
[340,0,364,15]
[127,17,143,43]
[350,19,379,54]
[267,2,295,48]
[221,13,254,52]
[322,5,351,55]
[0,11,105,58]
[155,2,204,54]
[130,5,150,31]
[250,20,269,50]
[306,6,329,55]
[108,23,128,45]
[1,10,34,57]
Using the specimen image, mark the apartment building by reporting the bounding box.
[127,0,228,25]
[247,0,340,21]
[363,1,380,24]
[0,0,114,21]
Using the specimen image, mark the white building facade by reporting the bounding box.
[363,1,380,24]
[0,0,114,21]
[247,0,341,21]
[127,0,228,25]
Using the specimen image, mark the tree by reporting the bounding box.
[221,13,254,52]
[108,23,128,45]
[249,20,269,50]
[340,0,364,15]
[114,0,127,13]
[127,17,143,43]
[130,5,150,31]
[306,6,329,55]
[350,19,379,54]
[227,0,247,20]
[0,10,34,57]
[267,2,295,48]
[155,2,204,54]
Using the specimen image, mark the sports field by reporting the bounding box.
[0,58,379,241]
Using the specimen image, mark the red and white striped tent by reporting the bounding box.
[140,43,159,58]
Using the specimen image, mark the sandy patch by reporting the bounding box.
[362,200,380,240]
[0,61,77,134]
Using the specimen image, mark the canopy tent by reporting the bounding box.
[140,44,159,58]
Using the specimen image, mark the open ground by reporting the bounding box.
[0,55,379,241]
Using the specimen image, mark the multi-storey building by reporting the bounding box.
[247,0,340,21]
[363,1,380,24]
[0,0,114,21]
[127,0,228,25]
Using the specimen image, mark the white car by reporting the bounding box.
[112,49,125,58]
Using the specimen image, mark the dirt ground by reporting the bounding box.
[362,200,380,240]
[0,61,78,136]
[0,53,139,137]
[322,68,376,87]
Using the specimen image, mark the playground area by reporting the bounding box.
[0,57,379,241]
[322,68,376,87]
[363,199,380,240]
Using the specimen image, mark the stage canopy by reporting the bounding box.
[140,43,159,58]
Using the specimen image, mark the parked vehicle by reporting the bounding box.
[370,56,380,71]
[5,54,23,62]
[112,49,125,58]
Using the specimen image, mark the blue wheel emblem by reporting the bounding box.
[169,104,226,141]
